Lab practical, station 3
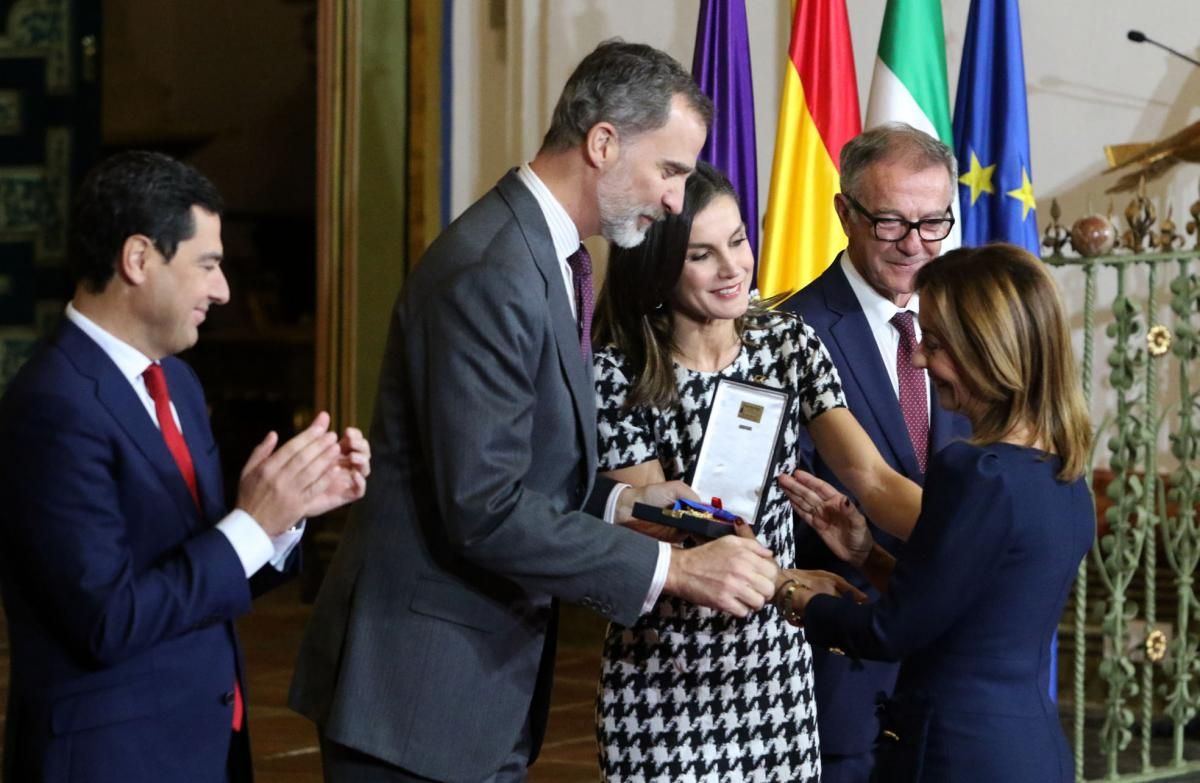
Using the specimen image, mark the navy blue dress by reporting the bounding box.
[805,441,1093,783]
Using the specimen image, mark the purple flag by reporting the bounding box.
[692,0,760,284]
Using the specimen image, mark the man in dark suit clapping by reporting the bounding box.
[0,151,369,783]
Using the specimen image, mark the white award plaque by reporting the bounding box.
[690,377,789,524]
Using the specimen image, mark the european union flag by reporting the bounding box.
[952,0,1039,254]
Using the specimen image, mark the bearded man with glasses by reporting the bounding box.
[782,122,972,783]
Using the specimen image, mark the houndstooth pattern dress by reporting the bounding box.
[593,311,847,783]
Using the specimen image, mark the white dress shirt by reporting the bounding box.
[516,163,583,319]
[839,254,931,419]
[514,164,670,615]
[64,303,303,577]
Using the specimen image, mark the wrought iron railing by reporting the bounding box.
[1043,190,1200,781]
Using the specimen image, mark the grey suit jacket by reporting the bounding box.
[289,170,660,781]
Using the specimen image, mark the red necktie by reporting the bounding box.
[567,244,593,356]
[142,364,199,506]
[890,311,929,473]
[143,363,244,732]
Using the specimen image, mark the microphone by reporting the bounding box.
[1127,29,1200,68]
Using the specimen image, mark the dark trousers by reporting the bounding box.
[319,738,437,783]
[319,724,532,783]
[227,728,252,783]
[821,750,875,783]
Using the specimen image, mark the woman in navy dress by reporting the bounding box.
[779,243,1094,783]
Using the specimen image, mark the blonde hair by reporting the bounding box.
[915,243,1091,480]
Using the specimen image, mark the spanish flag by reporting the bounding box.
[758,0,861,298]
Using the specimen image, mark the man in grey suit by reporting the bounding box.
[290,40,780,782]
[782,123,972,782]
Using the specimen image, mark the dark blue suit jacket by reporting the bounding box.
[0,320,287,783]
[783,257,971,756]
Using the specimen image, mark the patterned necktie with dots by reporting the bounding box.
[567,244,593,356]
[891,310,929,473]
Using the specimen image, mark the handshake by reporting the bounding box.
[616,481,863,618]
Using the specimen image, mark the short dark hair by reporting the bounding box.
[69,151,224,293]
[540,39,713,153]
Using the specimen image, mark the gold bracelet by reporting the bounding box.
[774,579,799,612]
[784,582,809,626]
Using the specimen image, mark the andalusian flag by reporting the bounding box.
[758,0,861,298]
[865,0,960,250]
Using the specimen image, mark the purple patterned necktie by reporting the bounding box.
[567,244,593,356]
[891,310,929,473]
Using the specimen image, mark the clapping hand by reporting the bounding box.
[303,425,371,519]
[237,413,340,536]
[237,414,371,536]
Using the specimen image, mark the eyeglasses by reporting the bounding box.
[842,193,955,242]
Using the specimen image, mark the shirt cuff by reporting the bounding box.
[603,482,632,524]
[216,510,274,578]
[270,519,306,570]
[640,542,671,615]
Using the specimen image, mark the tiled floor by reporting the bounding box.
[0,582,605,782]
[7,587,1200,781]
[241,584,607,782]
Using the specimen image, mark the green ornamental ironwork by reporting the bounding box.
[1043,184,1200,781]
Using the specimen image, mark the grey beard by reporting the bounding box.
[602,214,649,249]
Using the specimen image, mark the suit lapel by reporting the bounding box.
[495,171,598,470]
[56,322,204,530]
[820,262,924,479]
[164,359,222,522]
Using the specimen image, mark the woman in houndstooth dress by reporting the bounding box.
[589,162,857,782]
